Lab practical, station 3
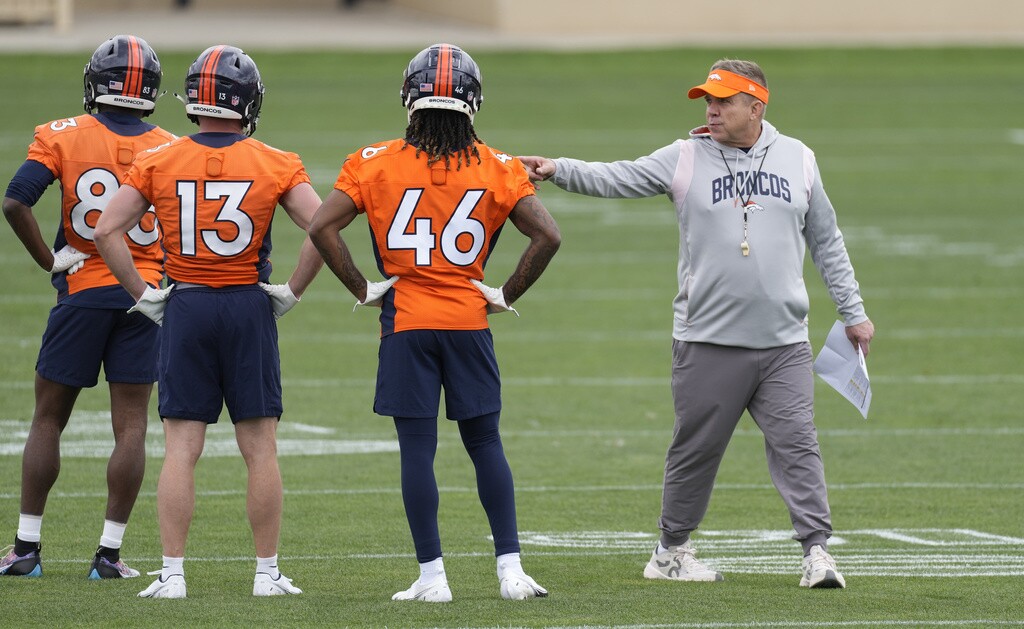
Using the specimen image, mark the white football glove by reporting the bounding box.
[470,279,519,316]
[50,245,90,275]
[258,282,300,320]
[353,276,398,311]
[128,285,173,326]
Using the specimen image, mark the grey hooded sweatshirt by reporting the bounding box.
[550,120,868,349]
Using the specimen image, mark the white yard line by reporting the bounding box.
[4,372,1024,390]
[509,622,1024,628]
[4,481,1024,501]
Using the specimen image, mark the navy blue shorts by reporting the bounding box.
[375,329,501,420]
[36,303,158,388]
[158,285,282,424]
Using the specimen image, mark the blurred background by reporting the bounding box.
[1,3,1022,627]
[3,0,1023,52]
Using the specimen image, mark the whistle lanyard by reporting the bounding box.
[719,145,771,257]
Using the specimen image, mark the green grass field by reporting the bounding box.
[1,47,1023,627]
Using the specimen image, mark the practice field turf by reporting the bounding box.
[1,47,1022,628]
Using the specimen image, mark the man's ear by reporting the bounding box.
[750,99,765,119]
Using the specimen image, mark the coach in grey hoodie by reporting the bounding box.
[521,58,874,589]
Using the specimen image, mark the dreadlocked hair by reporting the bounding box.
[402,109,482,170]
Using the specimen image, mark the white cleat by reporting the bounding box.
[499,572,548,600]
[391,574,452,603]
[138,573,187,599]
[800,544,846,589]
[643,540,724,582]
[254,572,303,596]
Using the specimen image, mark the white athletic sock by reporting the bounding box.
[99,519,127,550]
[419,557,445,582]
[256,555,280,579]
[161,556,184,580]
[496,552,523,578]
[17,514,42,543]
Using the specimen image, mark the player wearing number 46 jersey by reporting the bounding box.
[2,35,173,581]
[95,44,323,599]
[309,43,560,603]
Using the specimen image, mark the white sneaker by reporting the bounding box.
[254,572,303,596]
[391,573,452,603]
[138,572,187,599]
[800,545,846,588]
[643,540,723,582]
[499,572,548,600]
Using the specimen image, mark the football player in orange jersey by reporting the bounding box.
[309,43,561,602]
[1,35,174,581]
[94,45,323,599]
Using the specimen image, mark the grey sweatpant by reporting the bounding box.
[658,340,832,554]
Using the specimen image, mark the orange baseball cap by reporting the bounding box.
[688,69,769,104]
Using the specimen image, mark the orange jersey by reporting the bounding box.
[124,134,310,287]
[335,139,535,333]
[27,113,174,294]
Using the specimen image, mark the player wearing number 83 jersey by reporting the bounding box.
[16,103,173,303]
[1,34,173,582]
[335,138,534,333]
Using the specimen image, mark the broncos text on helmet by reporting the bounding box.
[183,45,265,136]
[83,34,162,116]
[400,43,483,122]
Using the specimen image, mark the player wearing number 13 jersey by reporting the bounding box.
[2,35,171,581]
[123,123,307,288]
[309,43,560,603]
[96,45,323,599]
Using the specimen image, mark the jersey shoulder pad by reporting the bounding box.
[33,114,96,140]
[244,137,304,163]
[151,126,178,143]
[353,138,402,163]
[130,137,181,169]
[481,145,518,168]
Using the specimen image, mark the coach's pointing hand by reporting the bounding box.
[518,156,556,183]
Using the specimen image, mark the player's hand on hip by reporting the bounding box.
[354,276,398,310]
[50,245,90,274]
[128,285,174,326]
[259,282,300,319]
[470,279,519,316]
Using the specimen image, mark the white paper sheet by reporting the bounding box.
[813,320,871,419]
